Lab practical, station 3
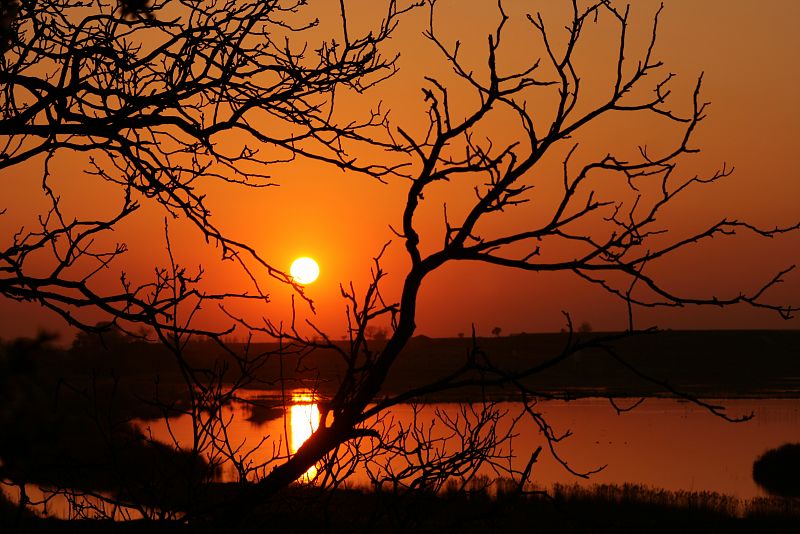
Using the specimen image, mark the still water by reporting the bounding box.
[8,393,798,518]
[139,391,800,500]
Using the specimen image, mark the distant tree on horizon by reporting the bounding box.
[71,322,132,351]
[365,326,389,342]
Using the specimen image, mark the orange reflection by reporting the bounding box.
[289,390,320,480]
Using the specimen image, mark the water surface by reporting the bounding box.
[138,392,800,499]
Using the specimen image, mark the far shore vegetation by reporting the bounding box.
[4,328,799,412]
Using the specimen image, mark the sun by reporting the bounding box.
[290,257,320,285]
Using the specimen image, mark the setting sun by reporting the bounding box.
[290,257,320,285]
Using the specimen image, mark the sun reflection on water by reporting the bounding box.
[289,390,320,480]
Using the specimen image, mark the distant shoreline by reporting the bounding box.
[11,329,800,415]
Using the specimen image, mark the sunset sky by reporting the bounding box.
[1,0,798,342]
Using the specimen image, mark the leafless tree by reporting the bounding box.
[225,0,799,512]
[2,0,799,526]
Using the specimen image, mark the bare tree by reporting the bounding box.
[2,0,799,526]
[189,0,800,518]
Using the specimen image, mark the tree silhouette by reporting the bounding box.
[0,0,411,333]
[219,0,799,515]
[1,0,799,525]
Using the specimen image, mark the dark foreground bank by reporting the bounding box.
[3,483,798,533]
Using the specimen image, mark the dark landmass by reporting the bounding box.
[197,328,798,399]
[4,330,800,417]
[382,329,800,401]
[35,328,800,399]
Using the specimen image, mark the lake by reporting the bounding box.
[7,391,799,519]
[138,390,800,500]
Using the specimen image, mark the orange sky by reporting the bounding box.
[1,0,799,342]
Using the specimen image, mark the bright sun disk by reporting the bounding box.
[290,257,320,284]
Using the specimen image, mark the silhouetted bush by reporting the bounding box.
[753,443,800,498]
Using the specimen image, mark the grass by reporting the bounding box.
[3,481,798,533]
